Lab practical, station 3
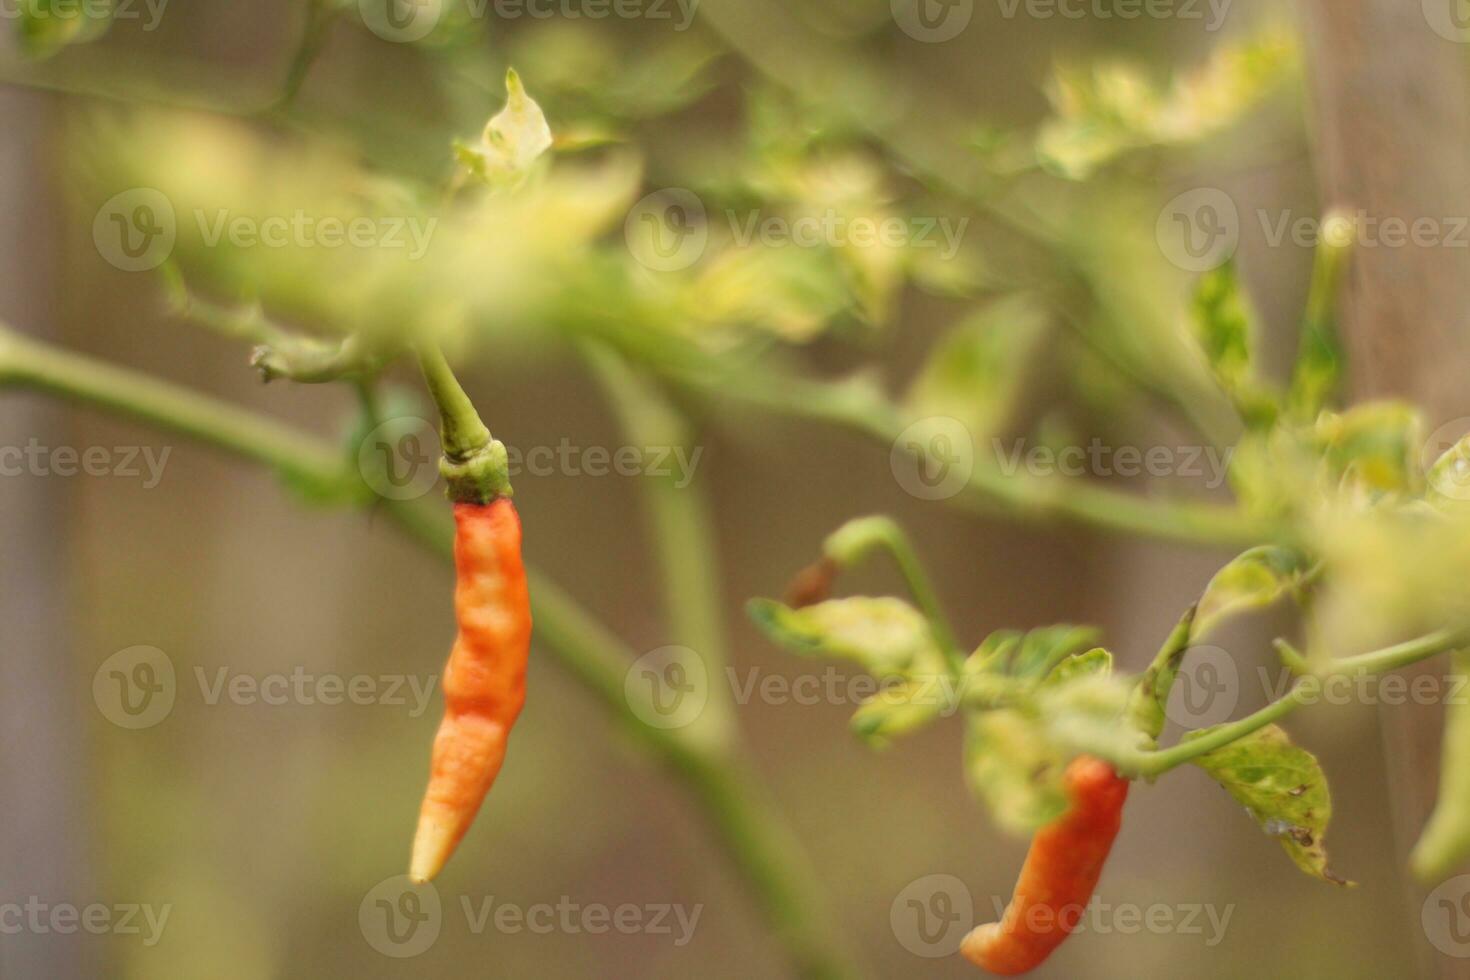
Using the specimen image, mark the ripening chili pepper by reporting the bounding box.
[961,755,1129,976]
[410,497,531,883]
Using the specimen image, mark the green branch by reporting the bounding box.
[1131,628,1468,776]
[583,346,737,747]
[581,346,849,976]
[648,351,1276,551]
[0,321,854,980]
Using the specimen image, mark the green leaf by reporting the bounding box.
[1127,607,1196,742]
[903,295,1049,445]
[1196,547,1309,639]
[970,625,1101,680]
[1188,263,1278,429]
[15,0,113,58]
[966,630,1023,673]
[1036,672,1149,765]
[1188,724,1351,885]
[1042,647,1114,688]
[1288,212,1352,421]
[1314,402,1424,496]
[746,597,938,677]
[1013,625,1104,679]
[850,675,959,747]
[964,710,1067,836]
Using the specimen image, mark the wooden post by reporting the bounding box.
[0,89,94,977]
[1303,2,1470,975]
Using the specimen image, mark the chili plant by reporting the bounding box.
[2,3,1467,978]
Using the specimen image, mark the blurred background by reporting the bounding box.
[2,0,1465,977]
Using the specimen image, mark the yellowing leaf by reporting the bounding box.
[1037,29,1299,179]
[850,675,959,747]
[1187,724,1351,885]
[746,597,939,677]
[1196,546,1309,639]
[1314,402,1424,496]
[1035,672,1147,765]
[904,295,1050,445]
[964,710,1067,836]
[459,69,554,188]
[1189,262,1278,428]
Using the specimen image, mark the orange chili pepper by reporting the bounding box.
[962,756,1129,976]
[410,498,531,883]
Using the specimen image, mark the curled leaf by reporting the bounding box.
[1042,647,1114,688]
[1127,607,1196,743]
[1196,547,1309,639]
[1189,262,1278,428]
[964,710,1067,836]
[746,597,939,677]
[969,625,1101,680]
[850,674,960,747]
[457,69,554,188]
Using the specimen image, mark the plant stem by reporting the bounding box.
[582,348,852,976]
[415,341,510,503]
[0,323,855,980]
[1133,628,1468,776]
[415,341,491,461]
[0,327,355,496]
[582,346,736,745]
[668,358,1275,551]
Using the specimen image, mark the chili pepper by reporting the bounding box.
[410,497,531,883]
[1411,651,1470,881]
[962,755,1129,975]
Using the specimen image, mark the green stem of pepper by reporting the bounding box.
[415,340,511,503]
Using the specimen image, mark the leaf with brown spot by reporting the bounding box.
[1186,724,1352,886]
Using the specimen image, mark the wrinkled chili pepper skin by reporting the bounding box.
[410,499,531,883]
[962,756,1129,975]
